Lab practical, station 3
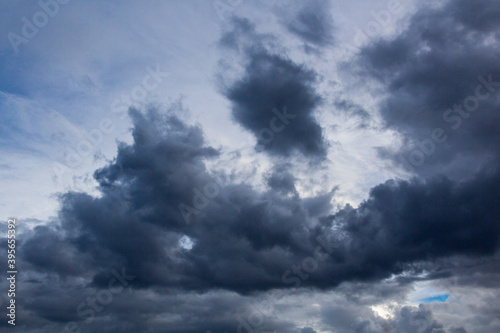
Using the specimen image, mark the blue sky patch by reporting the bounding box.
[419,294,450,304]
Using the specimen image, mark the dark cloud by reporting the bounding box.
[19,107,335,296]
[300,327,317,333]
[354,0,500,176]
[11,104,499,332]
[449,0,500,32]
[282,0,335,48]
[335,0,500,295]
[325,168,500,283]
[449,328,469,333]
[221,18,328,158]
[20,107,500,298]
[21,223,93,277]
[227,51,326,158]
[265,164,298,195]
[11,1,500,331]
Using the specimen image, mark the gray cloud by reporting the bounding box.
[8,1,500,331]
[354,0,500,177]
[221,18,328,158]
[281,0,335,48]
[265,163,298,196]
[19,106,500,301]
[20,107,336,297]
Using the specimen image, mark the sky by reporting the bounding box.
[0,0,499,332]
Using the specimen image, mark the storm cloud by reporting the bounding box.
[19,107,500,297]
[355,0,500,176]
[221,18,328,158]
[3,0,500,332]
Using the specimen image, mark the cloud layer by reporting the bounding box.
[2,0,500,332]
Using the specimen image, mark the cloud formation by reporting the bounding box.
[355,0,500,176]
[221,18,328,158]
[3,0,500,332]
[19,107,500,298]
[281,0,335,48]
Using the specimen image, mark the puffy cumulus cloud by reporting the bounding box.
[354,0,500,177]
[374,305,466,333]
[14,106,500,332]
[332,168,500,272]
[389,305,447,333]
[322,302,466,333]
[273,167,500,292]
[19,106,336,297]
[220,17,328,159]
